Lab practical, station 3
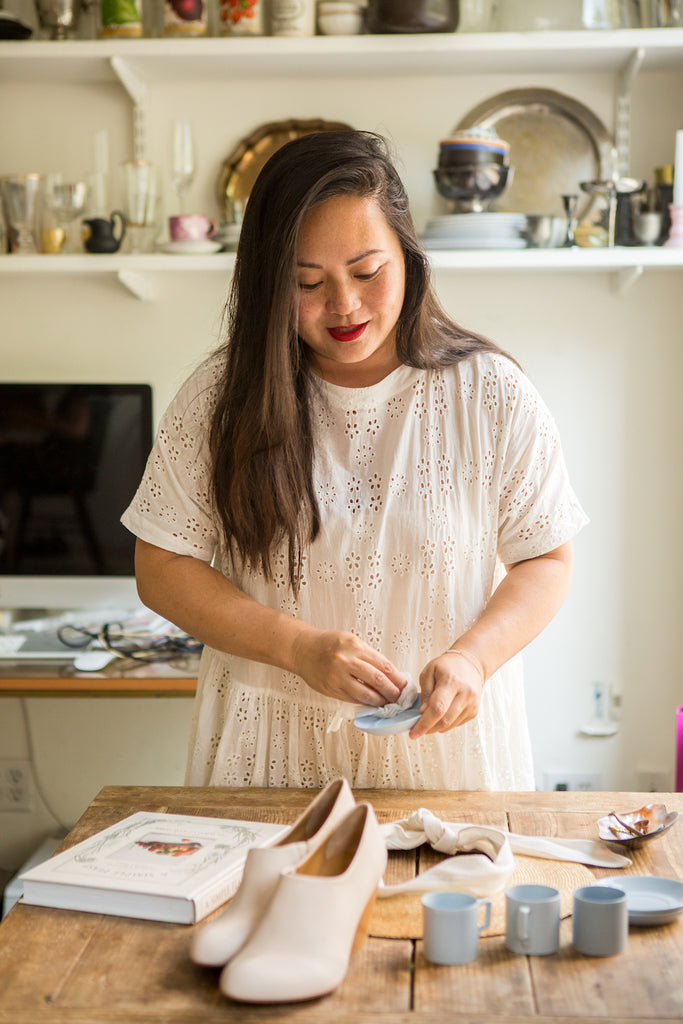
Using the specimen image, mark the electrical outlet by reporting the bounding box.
[636,770,670,792]
[543,771,602,792]
[0,759,32,812]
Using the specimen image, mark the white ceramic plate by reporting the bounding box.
[161,240,223,255]
[354,698,422,736]
[421,237,527,250]
[592,876,683,926]
[426,213,527,230]
[423,223,525,239]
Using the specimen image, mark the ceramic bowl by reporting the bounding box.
[318,3,364,34]
[438,140,509,168]
[597,803,679,850]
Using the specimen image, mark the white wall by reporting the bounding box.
[1,54,682,872]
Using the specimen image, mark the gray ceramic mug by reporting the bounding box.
[572,885,628,957]
[505,883,561,955]
[422,891,492,965]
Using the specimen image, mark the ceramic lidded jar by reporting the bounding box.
[438,126,510,169]
[366,0,458,32]
[219,0,265,35]
[163,0,208,36]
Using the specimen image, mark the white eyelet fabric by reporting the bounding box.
[122,351,588,791]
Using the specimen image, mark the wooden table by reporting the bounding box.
[0,786,681,1024]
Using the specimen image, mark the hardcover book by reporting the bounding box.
[19,811,289,924]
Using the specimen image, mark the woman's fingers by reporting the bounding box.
[296,628,406,705]
[410,653,484,738]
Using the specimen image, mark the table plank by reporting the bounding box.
[530,916,683,1018]
[414,939,536,1016]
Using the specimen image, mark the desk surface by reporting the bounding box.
[1,786,682,1024]
[0,657,199,697]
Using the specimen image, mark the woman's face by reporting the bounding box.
[295,194,406,387]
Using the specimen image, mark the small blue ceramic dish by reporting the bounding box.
[353,697,422,736]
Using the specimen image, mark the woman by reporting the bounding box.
[122,130,587,791]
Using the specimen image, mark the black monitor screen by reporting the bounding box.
[0,383,152,577]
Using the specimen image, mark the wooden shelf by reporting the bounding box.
[1,246,681,299]
[1,28,683,83]
[3,247,682,272]
[2,28,681,295]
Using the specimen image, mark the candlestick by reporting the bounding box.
[94,130,109,177]
[674,129,683,206]
[664,204,683,248]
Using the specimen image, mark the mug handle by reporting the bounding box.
[478,898,492,933]
[111,210,127,243]
[517,905,530,943]
[207,219,217,238]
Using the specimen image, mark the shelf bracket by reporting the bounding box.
[117,270,155,301]
[110,56,148,161]
[613,264,643,294]
[615,47,645,176]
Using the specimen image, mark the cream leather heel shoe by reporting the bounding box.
[191,777,355,967]
[220,802,387,1004]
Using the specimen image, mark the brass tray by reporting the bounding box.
[456,87,618,217]
[215,118,353,222]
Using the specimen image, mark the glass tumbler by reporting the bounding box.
[0,174,42,254]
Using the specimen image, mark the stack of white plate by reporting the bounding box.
[421,212,527,249]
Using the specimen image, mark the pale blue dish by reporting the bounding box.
[353,698,422,736]
[592,876,683,926]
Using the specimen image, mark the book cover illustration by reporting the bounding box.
[52,814,268,891]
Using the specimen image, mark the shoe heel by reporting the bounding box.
[351,886,377,954]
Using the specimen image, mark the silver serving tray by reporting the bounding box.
[456,87,618,218]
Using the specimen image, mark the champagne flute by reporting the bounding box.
[171,120,195,214]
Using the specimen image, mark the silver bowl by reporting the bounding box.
[524,214,559,248]
[433,163,513,213]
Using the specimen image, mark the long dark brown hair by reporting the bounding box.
[210,130,505,590]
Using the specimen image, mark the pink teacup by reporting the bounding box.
[169,214,216,242]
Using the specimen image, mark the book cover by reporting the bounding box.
[20,811,289,924]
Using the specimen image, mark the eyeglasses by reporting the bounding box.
[57,621,202,663]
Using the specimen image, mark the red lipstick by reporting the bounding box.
[327,323,368,342]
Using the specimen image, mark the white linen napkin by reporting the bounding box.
[354,675,419,720]
[326,675,418,734]
[378,807,631,899]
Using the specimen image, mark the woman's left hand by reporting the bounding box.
[409,650,485,738]
[408,542,575,739]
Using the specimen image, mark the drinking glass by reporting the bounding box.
[43,176,89,253]
[633,211,664,246]
[35,0,80,38]
[171,120,195,214]
[122,160,158,225]
[0,174,42,254]
[121,160,160,252]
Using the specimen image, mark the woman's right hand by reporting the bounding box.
[292,627,407,707]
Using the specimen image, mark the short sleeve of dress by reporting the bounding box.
[485,355,589,565]
[120,356,223,563]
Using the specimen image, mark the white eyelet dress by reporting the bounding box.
[121,350,588,791]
